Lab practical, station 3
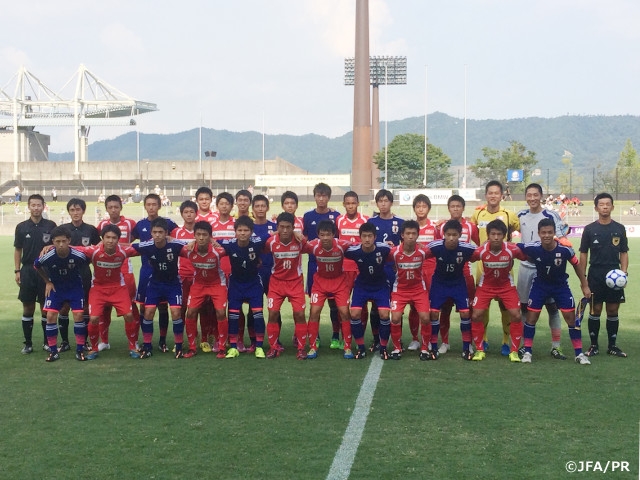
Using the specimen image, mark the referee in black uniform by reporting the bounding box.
[579,192,629,358]
[14,194,56,354]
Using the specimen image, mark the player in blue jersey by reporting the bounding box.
[131,217,186,359]
[516,183,568,359]
[518,218,592,365]
[218,216,268,358]
[303,183,342,347]
[34,226,90,362]
[132,194,178,352]
[344,222,392,360]
[423,220,477,361]
[366,189,404,352]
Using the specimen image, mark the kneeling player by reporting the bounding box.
[303,220,353,359]
[469,220,527,362]
[344,223,392,360]
[518,218,592,365]
[35,227,90,362]
[182,221,228,358]
[423,220,476,361]
[389,221,430,360]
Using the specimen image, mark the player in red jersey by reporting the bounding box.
[469,220,527,362]
[264,212,308,360]
[96,194,139,351]
[337,191,369,333]
[389,220,430,360]
[171,200,197,320]
[74,224,139,358]
[194,186,218,223]
[410,194,439,351]
[437,195,480,355]
[181,221,228,359]
[302,220,353,359]
[280,191,304,234]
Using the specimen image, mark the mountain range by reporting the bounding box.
[50,112,640,174]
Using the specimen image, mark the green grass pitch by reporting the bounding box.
[0,235,638,479]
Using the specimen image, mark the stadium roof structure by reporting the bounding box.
[0,65,157,173]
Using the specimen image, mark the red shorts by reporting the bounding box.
[88,285,132,317]
[187,282,228,310]
[391,287,430,313]
[310,274,351,308]
[422,265,436,292]
[344,271,358,292]
[124,272,137,301]
[472,284,520,311]
[268,278,306,312]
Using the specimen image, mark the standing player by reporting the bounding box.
[437,195,479,354]
[302,220,353,359]
[303,183,341,348]
[218,216,269,359]
[132,217,184,358]
[34,227,90,362]
[182,221,228,358]
[518,218,592,364]
[423,220,477,361]
[344,223,393,359]
[171,200,198,322]
[195,186,217,223]
[470,180,520,355]
[469,220,528,362]
[366,189,403,352]
[235,189,253,218]
[97,194,139,351]
[280,191,304,234]
[14,194,57,354]
[579,193,629,357]
[411,194,438,351]
[132,194,178,352]
[388,221,430,360]
[516,183,568,359]
[75,225,139,358]
[61,198,101,351]
[264,212,308,360]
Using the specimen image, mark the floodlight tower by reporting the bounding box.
[346,55,407,190]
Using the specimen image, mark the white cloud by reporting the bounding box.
[0,47,31,73]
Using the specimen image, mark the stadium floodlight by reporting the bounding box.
[344,56,407,86]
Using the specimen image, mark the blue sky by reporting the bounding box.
[1,0,638,152]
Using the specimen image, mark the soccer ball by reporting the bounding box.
[605,269,627,290]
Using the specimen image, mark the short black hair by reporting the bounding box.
[412,194,431,210]
[27,194,45,205]
[235,215,255,232]
[313,183,332,197]
[343,191,359,202]
[66,198,86,213]
[537,218,555,231]
[195,186,213,199]
[447,194,465,208]
[375,189,394,203]
[525,183,543,195]
[194,220,212,235]
[359,222,377,236]
[51,226,71,240]
[486,219,507,236]
[276,212,295,226]
[485,180,504,194]
[150,217,169,232]
[180,200,198,214]
[443,219,462,235]
[252,194,269,208]
[144,193,161,206]
[317,220,337,236]
[101,224,121,238]
[594,192,614,206]
[105,194,122,208]
[281,190,298,206]
[401,220,420,234]
[216,192,234,206]
[236,189,253,202]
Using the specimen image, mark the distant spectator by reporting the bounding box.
[51,188,57,202]
[14,185,21,202]
[98,193,106,204]
[154,184,162,195]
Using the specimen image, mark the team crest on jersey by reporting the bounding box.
[612,236,620,246]
[167,253,174,261]
[554,258,562,266]
[82,237,91,246]
[392,222,399,234]
[456,257,463,264]
[249,252,256,261]
[43,233,50,243]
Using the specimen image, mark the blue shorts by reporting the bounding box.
[44,285,85,312]
[351,284,390,310]
[528,281,575,311]
[384,263,396,289]
[144,280,182,308]
[258,267,272,295]
[306,259,317,295]
[136,265,153,304]
[430,278,469,312]
[228,277,264,311]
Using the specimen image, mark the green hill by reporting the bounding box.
[50,113,640,174]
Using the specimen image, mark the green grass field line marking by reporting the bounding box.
[326,356,384,480]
